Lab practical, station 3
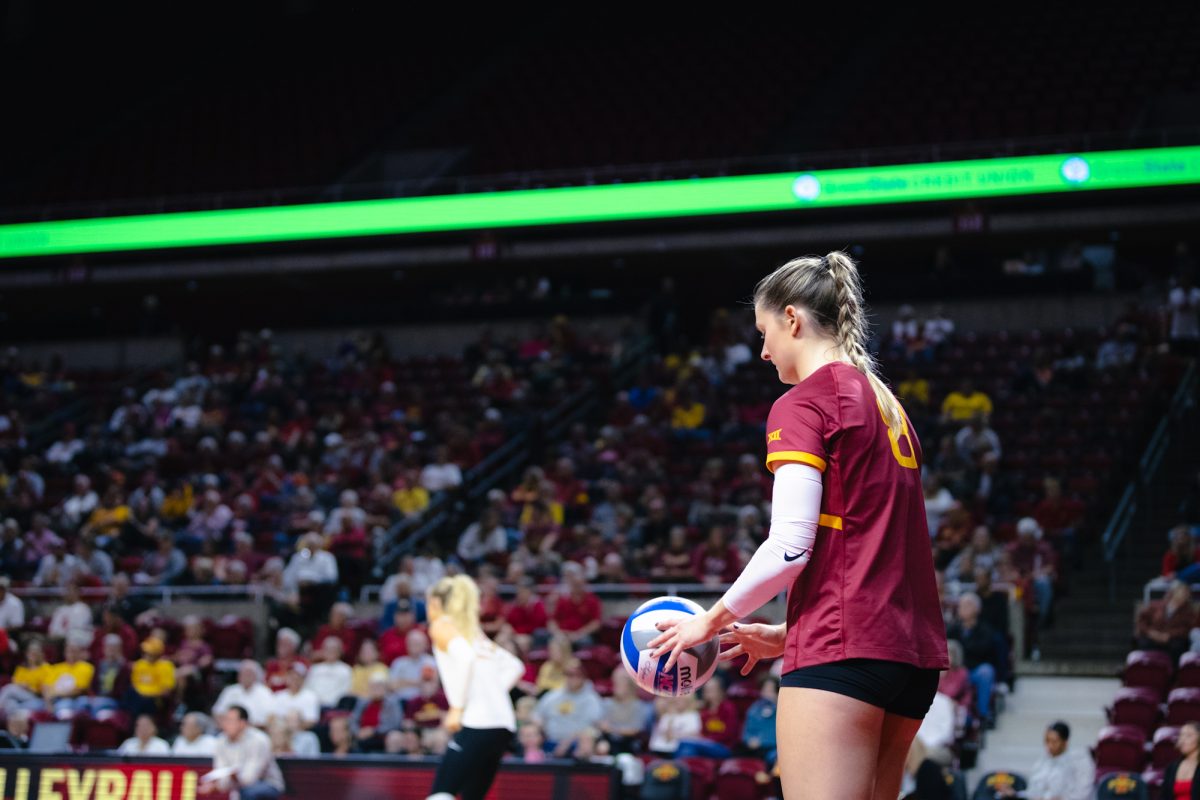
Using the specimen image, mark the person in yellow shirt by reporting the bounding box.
[941,379,993,423]
[159,481,195,522]
[44,633,96,714]
[535,636,573,694]
[126,637,176,718]
[391,475,430,519]
[81,486,132,541]
[898,369,931,409]
[0,639,51,714]
[670,392,707,430]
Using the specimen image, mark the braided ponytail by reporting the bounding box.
[753,249,906,438]
[823,252,905,437]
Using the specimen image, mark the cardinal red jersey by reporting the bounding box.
[765,361,949,672]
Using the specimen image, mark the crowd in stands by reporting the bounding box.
[0,286,1190,799]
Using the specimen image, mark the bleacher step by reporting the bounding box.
[1017,659,1123,677]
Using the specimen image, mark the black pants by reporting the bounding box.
[430,726,513,800]
[781,658,941,720]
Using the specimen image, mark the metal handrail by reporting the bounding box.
[1104,362,1198,599]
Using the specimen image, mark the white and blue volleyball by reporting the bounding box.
[621,596,719,697]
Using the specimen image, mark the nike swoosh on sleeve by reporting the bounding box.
[782,549,810,562]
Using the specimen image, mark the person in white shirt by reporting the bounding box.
[419,446,463,493]
[281,534,338,592]
[998,721,1093,800]
[648,695,702,756]
[923,306,955,348]
[35,544,82,589]
[265,664,319,729]
[323,490,367,535]
[304,637,352,708]
[117,714,171,755]
[456,509,508,564]
[427,575,524,800]
[61,475,99,527]
[203,706,285,800]
[212,661,275,727]
[48,582,93,641]
[0,577,25,630]
[172,712,218,756]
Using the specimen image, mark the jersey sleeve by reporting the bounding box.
[764,389,833,474]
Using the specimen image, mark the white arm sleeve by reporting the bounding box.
[721,462,824,619]
[439,636,476,709]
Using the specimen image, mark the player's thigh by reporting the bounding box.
[871,712,923,800]
[777,686,885,800]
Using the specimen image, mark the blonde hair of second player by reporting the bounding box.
[753,250,905,438]
[428,574,482,642]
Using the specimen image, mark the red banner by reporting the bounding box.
[0,756,618,800]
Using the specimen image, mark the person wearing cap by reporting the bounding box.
[1006,517,1058,630]
[264,662,319,729]
[0,576,25,630]
[213,660,275,727]
[125,636,175,718]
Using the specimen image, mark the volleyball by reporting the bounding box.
[620,596,720,697]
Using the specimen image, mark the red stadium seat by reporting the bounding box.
[1123,651,1174,696]
[1093,725,1148,774]
[207,616,255,659]
[1176,652,1200,690]
[677,756,716,800]
[714,758,768,800]
[1151,726,1180,769]
[1166,688,1200,727]
[1108,687,1163,735]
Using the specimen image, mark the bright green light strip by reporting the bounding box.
[1,145,1198,259]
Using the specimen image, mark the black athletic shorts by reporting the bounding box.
[429,726,513,800]
[780,658,941,720]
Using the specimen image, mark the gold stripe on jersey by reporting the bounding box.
[765,450,827,473]
[818,514,843,530]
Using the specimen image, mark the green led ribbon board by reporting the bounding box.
[1,145,1198,259]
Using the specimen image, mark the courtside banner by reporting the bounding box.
[0,754,620,800]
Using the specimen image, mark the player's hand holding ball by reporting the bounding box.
[718,621,786,676]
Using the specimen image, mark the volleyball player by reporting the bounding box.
[648,251,949,800]
[426,575,524,800]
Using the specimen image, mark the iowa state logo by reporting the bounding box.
[766,428,782,443]
[1104,773,1140,794]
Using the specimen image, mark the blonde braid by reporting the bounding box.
[824,251,905,437]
